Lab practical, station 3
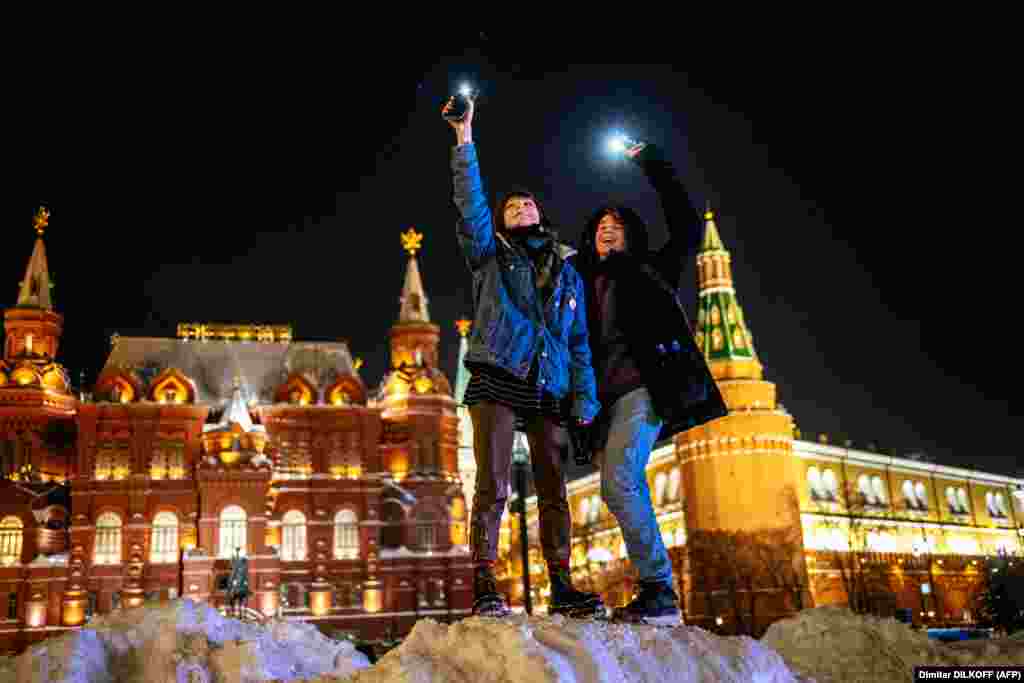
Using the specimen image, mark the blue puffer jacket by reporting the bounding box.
[451,144,600,422]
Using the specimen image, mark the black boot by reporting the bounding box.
[472,565,511,618]
[611,580,682,627]
[547,565,606,619]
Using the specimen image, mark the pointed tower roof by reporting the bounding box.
[695,206,762,379]
[454,319,472,403]
[16,207,55,310]
[700,205,725,252]
[398,227,430,323]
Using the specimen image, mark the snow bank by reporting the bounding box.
[3,599,370,683]
[762,606,1024,683]
[336,614,802,683]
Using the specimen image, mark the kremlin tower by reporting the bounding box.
[677,207,808,627]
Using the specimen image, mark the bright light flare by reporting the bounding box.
[459,83,473,98]
[607,131,638,154]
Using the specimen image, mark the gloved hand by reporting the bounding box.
[569,420,595,467]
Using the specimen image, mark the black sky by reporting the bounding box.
[4,29,1014,476]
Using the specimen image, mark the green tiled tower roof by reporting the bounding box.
[695,207,758,365]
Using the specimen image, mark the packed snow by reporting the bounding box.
[336,614,802,683]
[5,602,1024,682]
[762,606,1024,683]
[1,599,369,683]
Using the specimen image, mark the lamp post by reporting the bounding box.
[512,432,533,615]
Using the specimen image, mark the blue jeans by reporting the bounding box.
[598,387,673,585]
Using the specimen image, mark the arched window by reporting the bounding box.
[957,488,970,515]
[995,493,1009,518]
[858,475,876,505]
[617,540,627,559]
[872,476,888,505]
[674,527,687,547]
[334,509,359,560]
[94,512,122,565]
[668,467,682,502]
[219,506,247,558]
[946,487,959,514]
[903,480,919,510]
[588,495,601,524]
[150,512,179,564]
[578,497,590,525]
[0,516,23,566]
[281,510,307,561]
[654,472,668,507]
[821,469,838,502]
[914,482,929,510]
[807,467,824,501]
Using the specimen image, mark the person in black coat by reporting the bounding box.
[573,141,728,625]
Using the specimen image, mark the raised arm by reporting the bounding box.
[628,143,702,286]
[445,96,496,270]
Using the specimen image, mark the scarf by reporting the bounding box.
[505,225,559,296]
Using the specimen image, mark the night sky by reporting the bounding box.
[4,30,1013,476]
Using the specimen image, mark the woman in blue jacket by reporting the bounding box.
[444,97,603,618]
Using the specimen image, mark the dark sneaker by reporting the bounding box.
[611,581,682,627]
[548,566,606,619]
[472,566,512,618]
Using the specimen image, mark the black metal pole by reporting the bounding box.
[513,461,533,615]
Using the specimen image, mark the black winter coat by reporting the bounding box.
[575,144,728,440]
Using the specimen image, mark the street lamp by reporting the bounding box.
[512,432,533,616]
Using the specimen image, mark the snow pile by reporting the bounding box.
[336,614,802,683]
[762,606,1024,683]
[4,598,370,683]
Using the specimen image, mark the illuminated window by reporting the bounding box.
[328,432,361,479]
[807,467,825,501]
[0,516,23,566]
[654,472,668,507]
[281,510,307,561]
[904,480,928,511]
[450,499,467,546]
[334,509,360,560]
[276,438,312,480]
[150,512,179,564]
[858,475,877,505]
[95,443,130,481]
[588,495,601,524]
[219,506,247,558]
[957,488,970,515]
[988,492,1009,518]
[821,469,839,502]
[668,467,682,502]
[914,482,929,510]
[579,497,590,525]
[94,513,122,565]
[618,540,627,559]
[871,476,888,505]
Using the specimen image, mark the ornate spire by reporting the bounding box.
[398,228,430,323]
[16,207,55,310]
[695,205,761,378]
[454,319,472,403]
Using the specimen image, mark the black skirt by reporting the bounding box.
[463,362,567,429]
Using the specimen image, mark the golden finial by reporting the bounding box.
[455,319,472,337]
[400,227,424,256]
[33,207,50,236]
[354,357,364,371]
[703,200,714,222]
